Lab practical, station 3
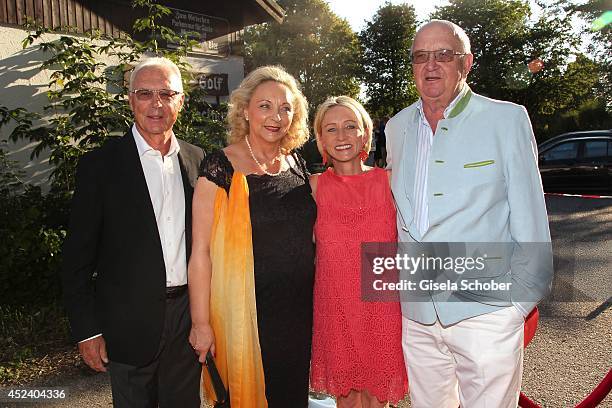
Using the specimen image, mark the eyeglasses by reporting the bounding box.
[131,89,182,102]
[410,49,467,64]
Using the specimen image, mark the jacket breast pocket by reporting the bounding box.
[455,156,504,195]
[463,159,495,169]
[461,159,500,182]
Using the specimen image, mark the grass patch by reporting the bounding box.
[0,303,76,385]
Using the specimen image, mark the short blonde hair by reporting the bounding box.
[227,65,309,152]
[313,96,373,155]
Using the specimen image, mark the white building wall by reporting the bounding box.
[1,25,57,185]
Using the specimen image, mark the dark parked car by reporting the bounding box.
[538,130,612,195]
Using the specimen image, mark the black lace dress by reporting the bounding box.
[199,149,316,407]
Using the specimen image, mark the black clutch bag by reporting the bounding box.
[205,351,230,408]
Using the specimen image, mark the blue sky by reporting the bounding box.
[325,0,447,31]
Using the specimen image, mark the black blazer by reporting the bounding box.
[61,131,204,366]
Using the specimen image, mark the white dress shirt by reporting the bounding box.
[413,85,468,236]
[79,126,187,343]
[132,124,187,287]
[79,125,187,343]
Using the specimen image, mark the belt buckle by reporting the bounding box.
[166,284,187,299]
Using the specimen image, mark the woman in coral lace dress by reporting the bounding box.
[309,96,408,407]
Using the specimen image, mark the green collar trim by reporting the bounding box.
[448,88,472,118]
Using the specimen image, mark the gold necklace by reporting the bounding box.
[245,136,284,176]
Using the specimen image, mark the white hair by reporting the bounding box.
[412,19,472,54]
[129,57,183,92]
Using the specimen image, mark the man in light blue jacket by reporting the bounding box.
[386,20,553,407]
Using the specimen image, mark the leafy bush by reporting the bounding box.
[0,303,72,384]
[0,146,67,305]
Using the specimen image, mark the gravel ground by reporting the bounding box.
[2,196,610,408]
[518,196,612,408]
[522,302,611,407]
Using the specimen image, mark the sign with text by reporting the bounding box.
[165,7,230,57]
[198,74,229,96]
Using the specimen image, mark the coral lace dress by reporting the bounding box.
[310,167,408,403]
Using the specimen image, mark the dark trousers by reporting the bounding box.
[108,291,201,408]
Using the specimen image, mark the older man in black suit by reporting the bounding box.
[61,57,204,408]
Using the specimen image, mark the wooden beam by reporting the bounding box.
[42,0,51,27]
[59,0,66,28]
[82,0,90,32]
[34,0,43,24]
[7,0,16,24]
[254,0,284,24]
[25,0,34,21]
[67,0,74,28]
[51,0,59,29]
[105,16,111,37]
[16,0,25,25]
[74,0,82,32]
[0,0,8,24]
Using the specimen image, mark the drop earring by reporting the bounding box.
[359,149,368,162]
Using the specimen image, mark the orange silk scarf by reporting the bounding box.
[202,171,267,407]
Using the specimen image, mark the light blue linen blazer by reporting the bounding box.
[386,88,554,325]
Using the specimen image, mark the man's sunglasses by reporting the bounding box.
[410,49,468,64]
[131,89,182,102]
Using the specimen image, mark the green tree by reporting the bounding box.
[244,0,361,110]
[359,2,419,117]
[569,0,612,109]
[0,144,65,305]
[537,54,611,134]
